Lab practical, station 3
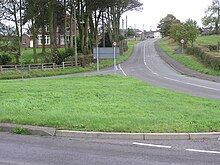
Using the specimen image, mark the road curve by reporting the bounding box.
[118,39,220,100]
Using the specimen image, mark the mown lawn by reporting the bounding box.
[160,38,220,76]
[0,75,219,133]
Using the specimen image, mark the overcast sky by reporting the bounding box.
[121,0,212,31]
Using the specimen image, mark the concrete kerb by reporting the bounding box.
[0,123,220,140]
[0,123,56,136]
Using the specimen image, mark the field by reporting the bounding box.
[195,35,220,45]
[0,75,219,133]
[160,37,220,76]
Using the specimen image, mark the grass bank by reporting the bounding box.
[0,75,219,133]
[160,38,220,76]
[0,41,139,80]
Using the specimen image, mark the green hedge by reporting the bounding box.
[186,46,220,70]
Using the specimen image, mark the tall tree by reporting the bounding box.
[157,14,181,37]
[0,0,24,64]
[202,0,220,34]
[184,19,199,47]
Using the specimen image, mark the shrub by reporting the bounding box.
[185,46,220,70]
[56,48,75,64]
[0,54,12,65]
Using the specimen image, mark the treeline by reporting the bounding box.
[0,0,143,64]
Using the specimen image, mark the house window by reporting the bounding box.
[38,35,50,45]
[38,35,42,45]
[60,35,70,45]
[66,35,70,42]
[45,35,50,45]
[22,38,27,44]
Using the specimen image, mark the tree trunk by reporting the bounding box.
[32,19,37,63]
[49,0,58,63]
[13,1,21,64]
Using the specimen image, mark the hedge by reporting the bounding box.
[185,46,220,70]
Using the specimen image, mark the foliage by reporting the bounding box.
[126,27,136,37]
[12,128,31,135]
[160,38,220,75]
[186,46,220,70]
[170,23,185,42]
[202,0,220,34]
[157,14,181,37]
[56,48,75,64]
[169,19,200,47]
[0,54,12,65]
[183,19,200,47]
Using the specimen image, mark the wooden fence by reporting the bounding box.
[0,61,79,73]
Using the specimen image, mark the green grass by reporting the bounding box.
[0,75,219,133]
[195,35,220,45]
[0,41,139,80]
[160,38,220,76]
[12,128,31,135]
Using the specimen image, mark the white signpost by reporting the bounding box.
[181,39,185,53]
[113,42,117,74]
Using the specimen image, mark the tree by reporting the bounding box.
[184,19,200,47]
[126,27,135,37]
[202,0,220,34]
[170,22,185,42]
[0,0,24,64]
[157,14,181,37]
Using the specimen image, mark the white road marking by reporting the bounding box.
[163,76,220,92]
[118,64,127,76]
[186,149,220,154]
[115,65,119,71]
[143,42,220,92]
[133,142,172,149]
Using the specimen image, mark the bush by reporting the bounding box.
[185,46,220,70]
[0,54,12,65]
[78,55,95,67]
[56,48,75,64]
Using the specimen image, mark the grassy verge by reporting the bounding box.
[160,38,220,76]
[0,41,139,80]
[0,75,219,133]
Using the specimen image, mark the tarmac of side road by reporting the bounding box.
[0,41,220,140]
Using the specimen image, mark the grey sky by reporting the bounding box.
[122,0,212,31]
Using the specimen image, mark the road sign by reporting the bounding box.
[180,39,185,44]
[113,42,117,47]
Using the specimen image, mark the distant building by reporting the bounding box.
[144,30,162,39]
[22,16,77,48]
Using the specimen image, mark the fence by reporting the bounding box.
[0,61,79,73]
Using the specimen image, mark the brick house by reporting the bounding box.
[22,18,77,48]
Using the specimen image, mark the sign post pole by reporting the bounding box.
[113,42,117,74]
[180,39,185,54]
[97,47,99,73]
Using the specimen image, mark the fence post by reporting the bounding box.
[62,62,65,69]
[15,65,18,72]
[41,63,44,70]
[53,63,55,69]
[0,65,2,73]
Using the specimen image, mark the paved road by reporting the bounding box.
[118,39,220,100]
[0,133,220,165]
